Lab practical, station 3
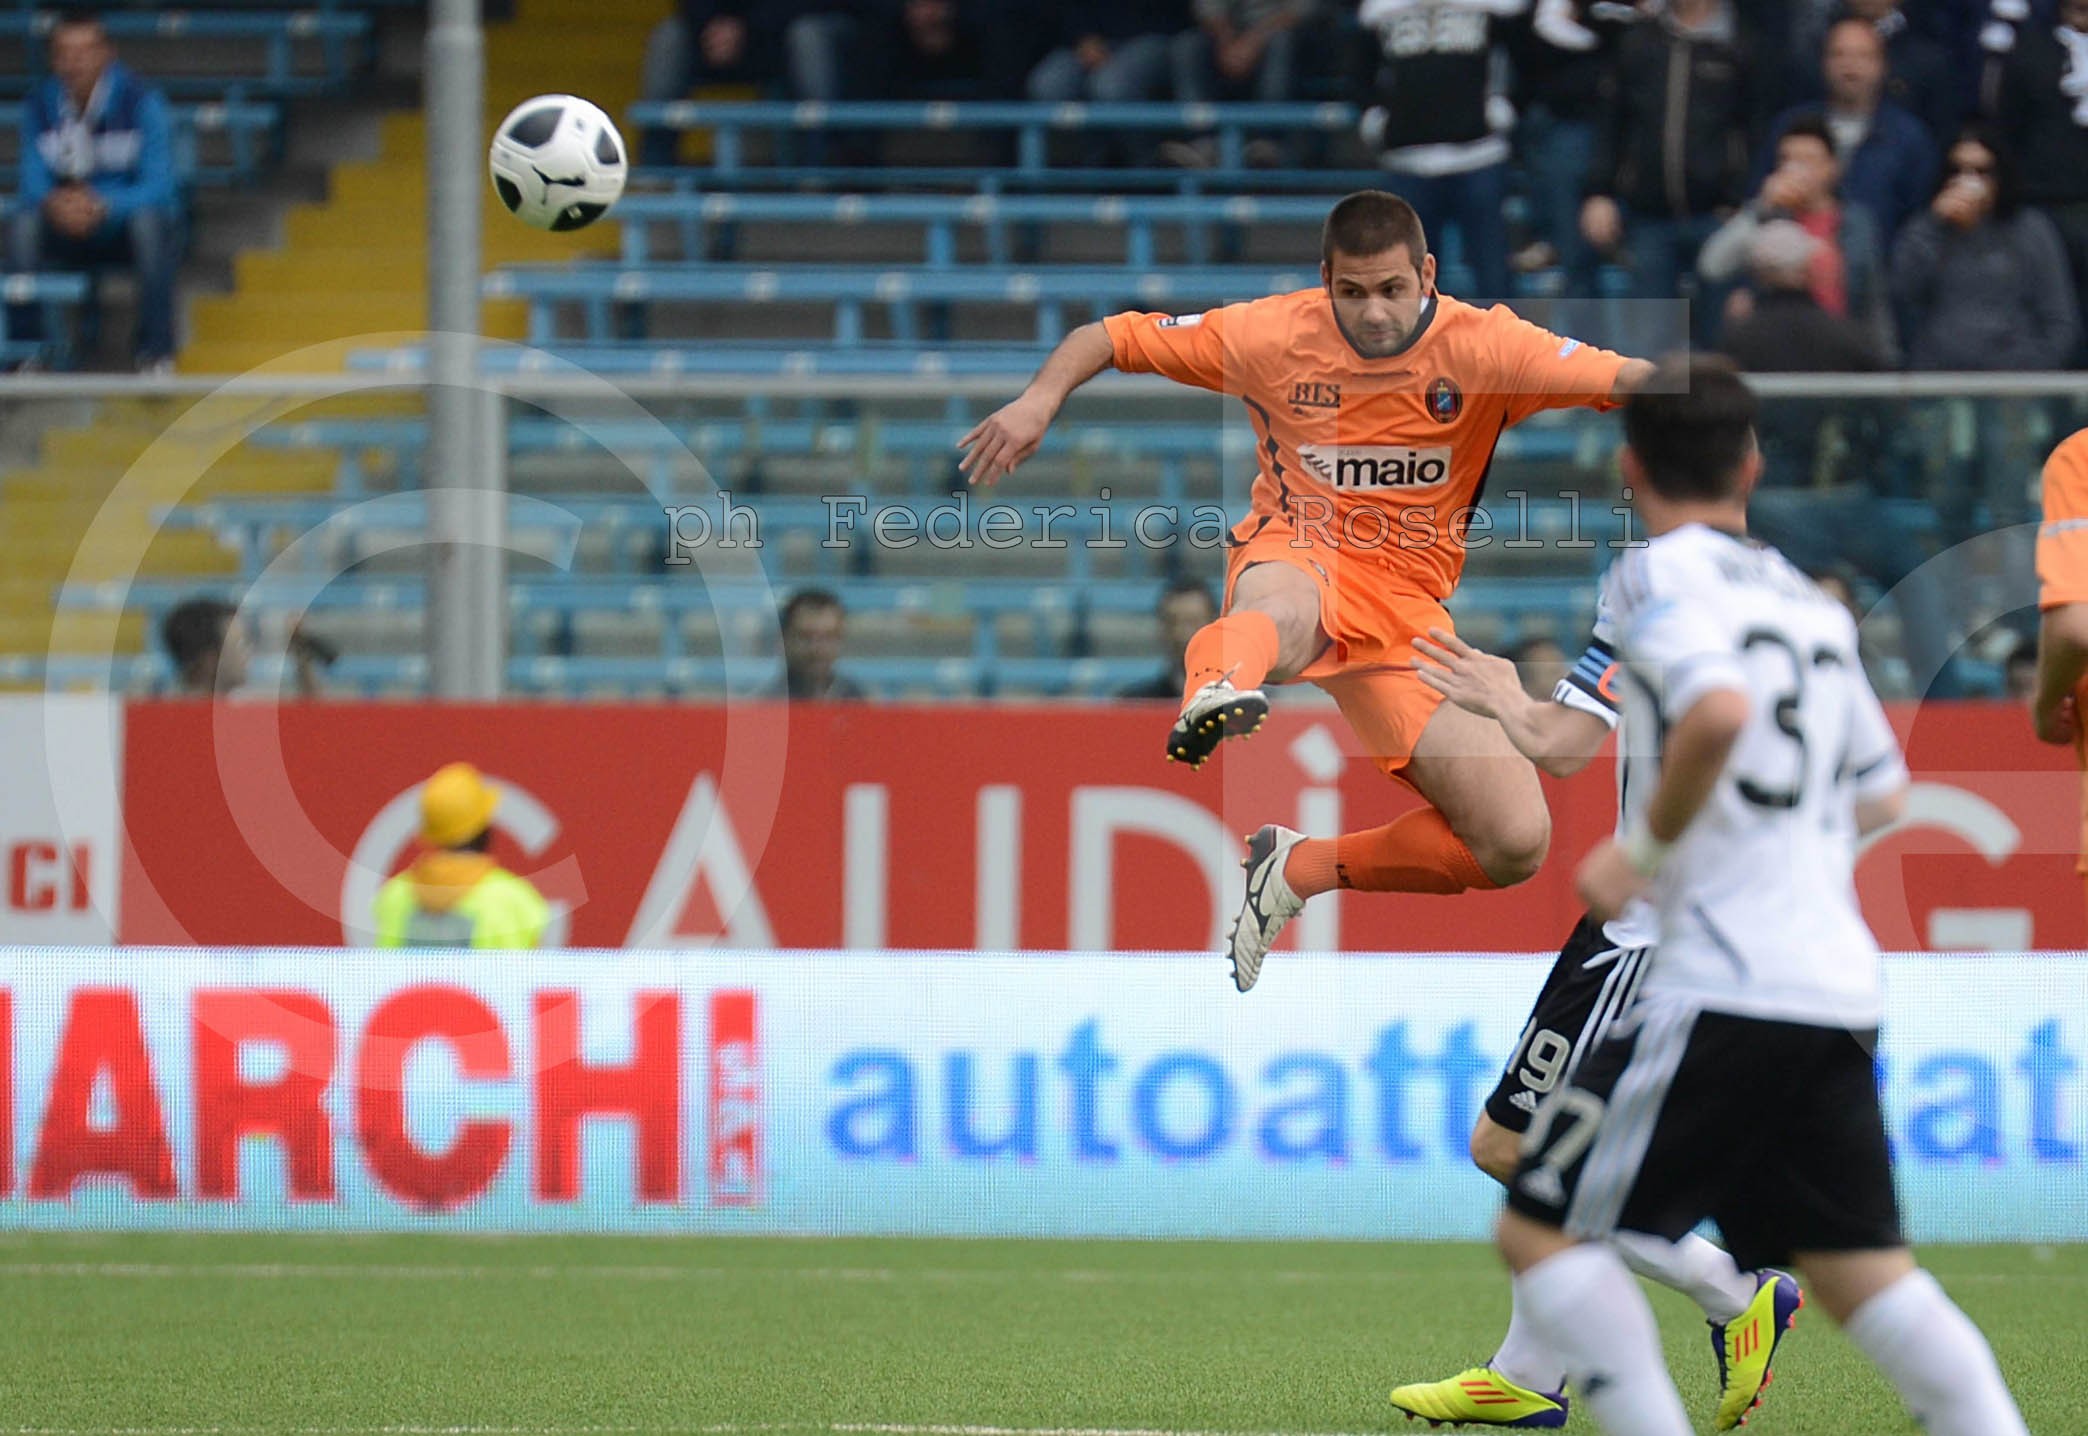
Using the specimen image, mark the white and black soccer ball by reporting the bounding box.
[488,94,627,232]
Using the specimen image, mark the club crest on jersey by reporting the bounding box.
[1426,377,1463,423]
[1289,380,1342,409]
[1299,443,1452,491]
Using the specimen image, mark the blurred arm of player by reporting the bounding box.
[1577,686,1749,922]
[1411,627,1611,778]
[2033,608,2088,746]
[2033,432,2088,745]
[958,303,1244,486]
[956,322,1116,487]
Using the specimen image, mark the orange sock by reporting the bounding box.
[1180,610,1280,708]
[1283,808,1497,898]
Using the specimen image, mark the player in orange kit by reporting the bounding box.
[959,191,1653,988]
[2032,426,2088,920]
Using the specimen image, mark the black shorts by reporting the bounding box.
[1484,915,1654,1134]
[1505,1003,1905,1272]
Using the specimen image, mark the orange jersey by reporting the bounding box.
[1102,290,1630,600]
[2036,427,2088,872]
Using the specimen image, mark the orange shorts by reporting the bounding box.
[1223,510,1449,779]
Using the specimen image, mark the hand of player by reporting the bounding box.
[1411,627,1525,721]
[2033,691,2079,746]
[1575,839,1647,924]
[957,392,1053,487]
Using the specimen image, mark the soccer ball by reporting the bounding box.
[488,94,627,232]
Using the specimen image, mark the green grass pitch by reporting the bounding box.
[0,1235,2080,1434]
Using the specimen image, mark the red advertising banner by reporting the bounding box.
[118,700,2087,952]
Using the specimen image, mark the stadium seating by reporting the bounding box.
[0,9,372,99]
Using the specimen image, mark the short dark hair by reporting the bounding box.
[780,587,844,631]
[161,597,235,672]
[1774,115,1836,160]
[1322,191,1428,270]
[52,9,105,35]
[1622,355,1760,502]
[1158,576,1216,613]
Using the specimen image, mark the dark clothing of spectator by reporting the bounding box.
[1760,100,1937,243]
[1994,15,2088,350]
[1590,7,1754,220]
[1784,10,1961,145]
[863,0,986,100]
[9,61,178,365]
[1044,0,1192,48]
[1891,207,2081,369]
[1720,287,1887,371]
[1502,1,1634,295]
[1698,199,1897,362]
[764,669,868,700]
[1027,0,1189,109]
[1585,3,1756,347]
[1353,0,1516,299]
[638,1,855,164]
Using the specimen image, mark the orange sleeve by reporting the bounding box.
[2038,430,2088,610]
[1103,303,1243,395]
[1487,304,1632,426]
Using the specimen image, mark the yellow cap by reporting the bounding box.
[420,762,500,848]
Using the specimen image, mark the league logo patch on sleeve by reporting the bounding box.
[1158,312,1206,329]
[1558,338,1583,358]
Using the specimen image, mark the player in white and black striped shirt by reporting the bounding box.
[1494,356,2028,1436]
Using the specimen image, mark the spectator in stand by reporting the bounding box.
[160,597,329,698]
[7,11,177,373]
[1786,0,1960,146]
[2005,631,2040,700]
[1580,0,1757,349]
[1117,578,1218,700]
[1994,0,2088,359]
[1718,218,1888,371]
[1502,0,1634,296]
[1699,117,1897,363]
[1027,0,1190,104]
[862,0,985,100]
[1164,0,1318,169]
[637,1,858,167]
[1891,123,2079,369]
[1353,0,1517,301]
[1506,634,1568,703]
[1759,18,1937,242]
[766,588,866,700]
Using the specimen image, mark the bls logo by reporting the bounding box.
[1290,381,1342,410]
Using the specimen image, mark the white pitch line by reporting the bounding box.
[4,1425,1381,1436]
[0,1262,1421,1286]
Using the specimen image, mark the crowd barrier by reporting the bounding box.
[0,949,2080,1240]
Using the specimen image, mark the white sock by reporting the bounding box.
[1610,1229,1759,1323]
[1512,1244,1691,1436]
[1843,1269,2030,1436]
[1489,1287,1567,1395]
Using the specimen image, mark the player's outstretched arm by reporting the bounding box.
[2032,603,2088,745]
[956,321,1116,487]
[1610,357,1656,401]
[1576,686,1748,921]
[1412,628,1610,777]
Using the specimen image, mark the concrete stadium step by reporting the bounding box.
[0,612,147,654]
[0,527,236,582]
[185,292,531,346]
